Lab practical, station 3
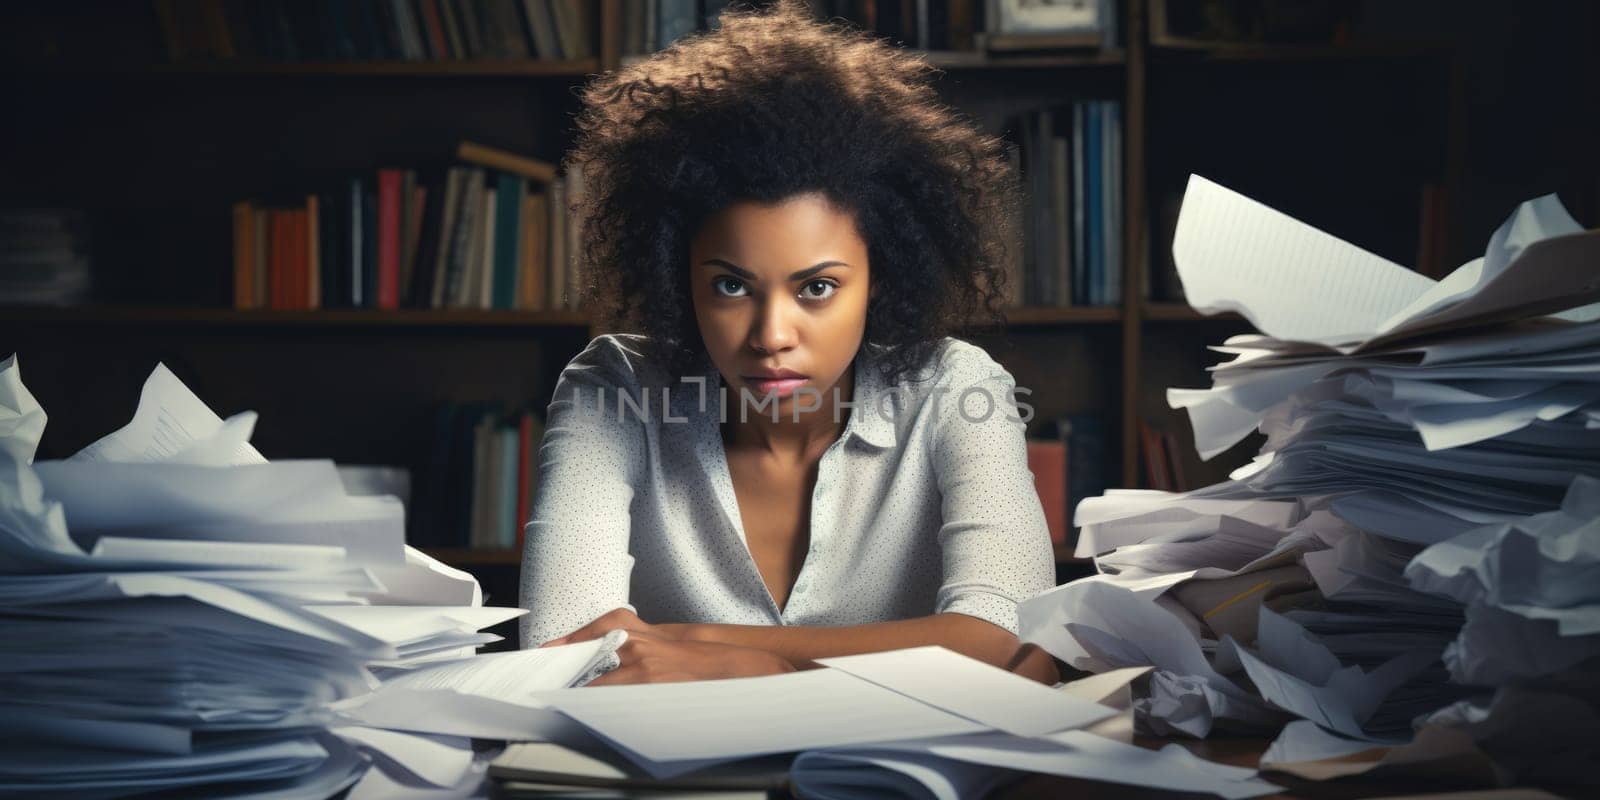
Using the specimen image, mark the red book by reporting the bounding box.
[419,0,450,60]
[376,169,403,310]
[516,412,533,551]
[1027,439,1068,545]
[290,209,308,311]
[269,210,289,311]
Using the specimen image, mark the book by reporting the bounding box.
[1085,101,1103,306]
[429,167,465,309]
[456,141,557,184]
[497,425,519,548]
[232,201,255,309]
[305,194,320,309]
[1051,129,1071,307]
[469,412,497,549]
[346,178,364,307]
[1027,438,1069,545]
[493,172,523,310]
[547,176,566,309]
[519,187,547,310]
[318,190,341,309]
[376,168,403,310]
[444,168,484,308]
[474,184,498,309]
[1138,418,1172,491]
[1059,414,1106,532]
[1071,103,1086,305]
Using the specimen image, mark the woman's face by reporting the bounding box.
[689,191,872,418]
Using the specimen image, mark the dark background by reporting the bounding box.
[2,1,1596,611]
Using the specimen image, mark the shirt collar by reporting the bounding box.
[666,343,899,451]
[843,343,897,450]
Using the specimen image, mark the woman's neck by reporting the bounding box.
[721,364,855,460]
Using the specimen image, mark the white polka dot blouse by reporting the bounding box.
[518,333,1055,648]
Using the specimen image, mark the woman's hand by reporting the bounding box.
[539,607,678,648]
[585,627,797,686]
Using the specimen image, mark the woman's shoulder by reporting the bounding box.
[562,333,677,390]
[890,336,1013,389]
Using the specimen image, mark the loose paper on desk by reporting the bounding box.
[531,668,991,776]
[338,631,627,741]
[71,362,266,465]
[816,646,1115,737]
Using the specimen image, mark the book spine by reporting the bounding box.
[445,169,483,308]
[252,208,269,309]
[498,426,519,548]
[376,168,403,310]
[547,177,566,309]
[306,194,320,309]
[493,173,523,310]
[349,178,365,307]
[399,170,419,298]
[473,185,497,309]
[429,168,463,308]
[1071,103,1086,305]
[232,201,255,309]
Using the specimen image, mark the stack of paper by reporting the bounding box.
[0,356,523,798]
[1020,176,1600,790]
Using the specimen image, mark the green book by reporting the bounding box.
[492,172,523,310]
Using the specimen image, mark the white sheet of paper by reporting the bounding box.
[1171,174,1434,346]
[816,646,1115,737]
[71,362,266,465]
[532,669,988,772]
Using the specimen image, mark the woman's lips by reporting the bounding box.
[743,376,809,398]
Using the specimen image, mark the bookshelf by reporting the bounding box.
[0,0,1460,574]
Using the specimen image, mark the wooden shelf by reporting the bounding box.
[1,306,592,328]
[919,49,1125,70]
[1149,37,1449,63]
[422,548,521,566]
[1001,306,1122,326]
[20,59,603,78]
[1141,303,1246,323]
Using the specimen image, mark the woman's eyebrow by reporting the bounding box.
[700,259,851,281]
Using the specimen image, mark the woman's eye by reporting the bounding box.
[713,277,747,297]
[800,280,836,300]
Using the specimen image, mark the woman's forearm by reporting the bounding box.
[676,612,1061,684]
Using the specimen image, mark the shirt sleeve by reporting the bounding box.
[519,336,647,648]
[928,345,1056,636]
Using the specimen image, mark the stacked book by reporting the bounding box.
[410,405,545,552]
[154,0,594,63]
[231,142,584,312]
[1021,176,1600,790]
[0,356,524,797]
[1006,100,1123,308]
[0,209,92,306]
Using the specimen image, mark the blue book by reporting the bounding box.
[497,426,520,548]
[362,187,377,309]
[1071,104,1086,305]
[1085,102,1103,306]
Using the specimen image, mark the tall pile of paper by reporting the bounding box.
[0,356,524,797]
[1021,175,1600,790]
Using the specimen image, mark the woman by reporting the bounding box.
[520,0,1057,685]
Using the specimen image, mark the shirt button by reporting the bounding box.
[794,579,810,594]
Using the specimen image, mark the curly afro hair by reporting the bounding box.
[566,0,1023,385]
